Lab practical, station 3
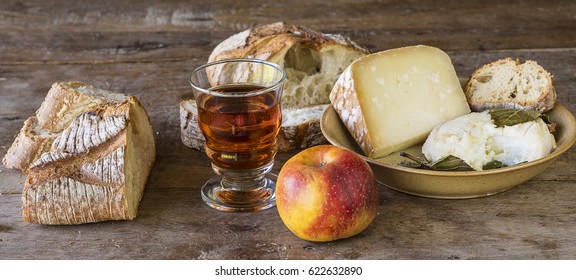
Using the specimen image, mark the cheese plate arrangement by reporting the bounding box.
[321,44,576,199]
[321,103,576,198]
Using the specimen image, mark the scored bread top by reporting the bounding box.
[36,81,128,132]
[208,22,367,65]
[464,58,556,112]
[3,82,132,171]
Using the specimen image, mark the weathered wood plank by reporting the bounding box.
[2,176,576,260]
[1,48,574,122]
[1,0,576,260]
[1,0,575,63]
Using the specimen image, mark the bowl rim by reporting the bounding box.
[321,103,576,178]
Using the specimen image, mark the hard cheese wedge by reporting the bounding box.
[330,45,471,158]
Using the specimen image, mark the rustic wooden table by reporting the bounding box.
[1,0,575,260]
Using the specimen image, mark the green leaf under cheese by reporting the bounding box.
[400,152,474,171]
[489,108,542,127]
[482,160,508,170]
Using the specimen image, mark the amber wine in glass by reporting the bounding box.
[189,59,285,212]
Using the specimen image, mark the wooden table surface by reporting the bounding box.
[1,0,575,260]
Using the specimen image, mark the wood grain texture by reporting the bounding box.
[1,0,575,259]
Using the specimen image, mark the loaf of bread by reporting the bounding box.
[180,99,328,152]
[2,82,156,225]
[464,58,556,112]
[182,22,368,152]
[208,22,368,108]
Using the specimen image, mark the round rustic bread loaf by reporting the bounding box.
[182,22,368,152]
[207,22,369,109]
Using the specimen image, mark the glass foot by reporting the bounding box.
[200,174,277,212]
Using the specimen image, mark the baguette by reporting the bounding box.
[3,82,156,225]
[464,58,556,112]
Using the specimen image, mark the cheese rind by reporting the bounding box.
[330,45,471,158]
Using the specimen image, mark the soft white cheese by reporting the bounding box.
[422,111,557,170]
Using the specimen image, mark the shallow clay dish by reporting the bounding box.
[321,104,576,199]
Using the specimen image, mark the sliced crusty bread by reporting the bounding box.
[464,58,556,112]
[3,82,155,224]
[180,99,328,152]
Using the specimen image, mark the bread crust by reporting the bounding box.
[276,105,329,151]
[179,99,205,151]
[3,82,131,172]
[23,108,131,224]
[208,22,367,64]
[2,117,57,172]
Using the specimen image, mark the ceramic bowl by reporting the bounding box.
[320,103,576,198]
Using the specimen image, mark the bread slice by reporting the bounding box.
[464,58,556,112]
[179,99,206,151]
[277,104,329,151]
[2,82,156,225]
[180,99,328,152]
